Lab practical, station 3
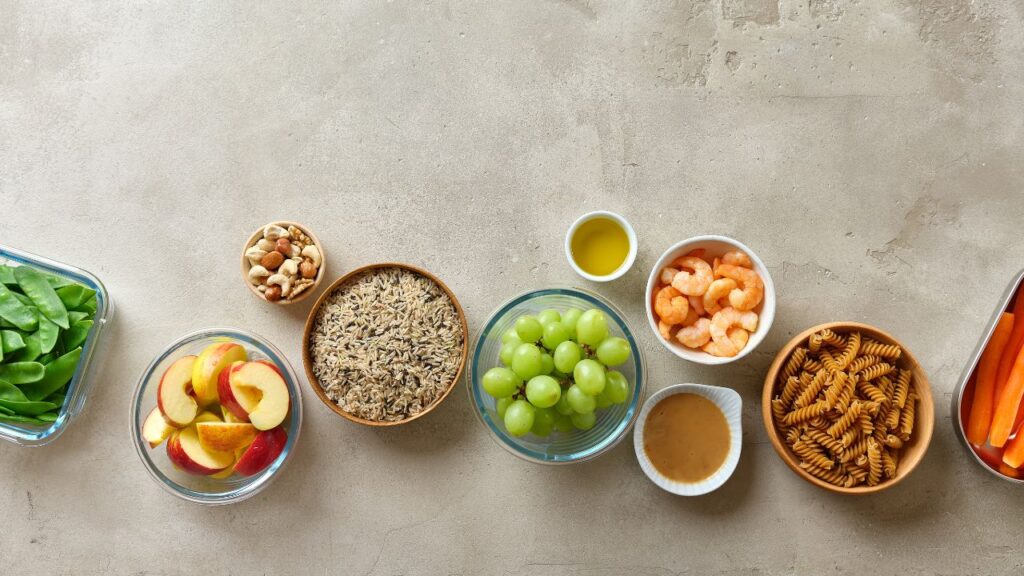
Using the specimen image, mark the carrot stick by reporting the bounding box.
[967,313,1014,445]
[1004,420,1024,469]
[990,343,1024,447]
[999,463,1022,478]
[994,290,1024,401]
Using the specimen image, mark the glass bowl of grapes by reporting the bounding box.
[467,287,647,464]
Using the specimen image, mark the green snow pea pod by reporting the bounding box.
[10,291,34,306]
[55,285,95,309]
[1,330,26,353]
[36,315,60,354]
[0,414,47,424]
[14,266,69,329]
[0,266,15,285]
[74,295,97,316]
[0,362,45,384]
[43,274,74,290]
[68,311,89,324]
[0,379,28,401]
[62,320,92,350]
[0,284,38,331]
[0,398,58,416]
[9,332,41,362]
[24,347,81,401]
[36,412,59,422]
[0,405,13,416]
[44,391,65,406]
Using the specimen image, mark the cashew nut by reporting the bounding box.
[263,224,290,241]
[256,238,275,252]
[301,245,322,268]
[248,265,271,284]
[279,259,298,277]
[245,246,268,266]
[266,273,291,297]
[290,244,302,258]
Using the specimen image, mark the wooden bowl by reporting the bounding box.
[240,221,326,306]
[301,263,469,427]
[762,321,934,494]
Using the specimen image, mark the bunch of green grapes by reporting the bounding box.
[481,308,632,437]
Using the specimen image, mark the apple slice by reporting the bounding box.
[192,343,247,406]
[166,425,235,475]
[157,355,199,427]
[228,361,290,431]
[234,426,287,476]
[218,360,249,422]
[255,359,283,376]
[142,407,175,448]
[197,422,257,452]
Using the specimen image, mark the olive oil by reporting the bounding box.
[570,217,630,276]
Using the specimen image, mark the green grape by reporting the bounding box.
[504,399,535,437]
[499,342,518,365]
[604,371,630,404]
[553,341,582,374]
[511,343,543,380]
[515,316,543,343]
[525,375,561,408]
[554,393,574,416]
[561,308,583,340]
[576,309,609,346]
[496,396,513,419]
[573,359,606,396]
[482,367,521,398]
[551,368,569,380]
[501,327,522,346]
[595,337,631,367]
[566,384,596,414]
[594,391,613,409]
[531,407,555,437]
[542,321,570,350]
[554,413,574,433]
[571,411,596,430]
[539,352,554,375]
[537,309,561,326]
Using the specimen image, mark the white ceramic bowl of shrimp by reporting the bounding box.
[645,236,776,365]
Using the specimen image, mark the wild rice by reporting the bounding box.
[309,267,464,422]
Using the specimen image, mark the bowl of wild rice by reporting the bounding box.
[302,263,468,426]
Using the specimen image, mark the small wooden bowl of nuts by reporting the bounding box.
[242,221,326,305]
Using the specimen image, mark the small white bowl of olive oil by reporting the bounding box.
[565,211,637,282]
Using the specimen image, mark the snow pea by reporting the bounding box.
[24,347,81,401]
[10,291,33,306]
[62,320,92,350]
[0,414,48,424]
[36,412,58,422]
[0,284,38,331]
[68,311,89,324]
[0,398,58,416]
[14,266,69,329]
[1,330,25,353]
[44,391,65,406]
[36,315,60,354]
[0,361,45,384]
[10,333,41,362]
[56,285,95,309]
[0,405,13,415]
[0,379,28,401]
[0,266,14,285]
[74,295,97,316]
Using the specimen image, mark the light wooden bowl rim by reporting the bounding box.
[761,321,935,495]
[240,221,326,306]
[301,262,469,427]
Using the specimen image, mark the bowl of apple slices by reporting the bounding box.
[131,328,302,504]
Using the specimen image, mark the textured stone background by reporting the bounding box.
[1,1,1023,574]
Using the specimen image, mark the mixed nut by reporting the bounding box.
[245,224,322,302]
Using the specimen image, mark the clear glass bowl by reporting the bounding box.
[467,288,646,464]
[0,244,112,447]
[130,328,302,505]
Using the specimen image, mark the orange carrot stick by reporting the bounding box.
[994,290,1024,401]
[1004,420,1024,469]
[990,343,1024,447]
[999,463,1022,478]
[967,313,1014,445]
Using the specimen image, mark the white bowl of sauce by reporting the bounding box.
[633,383,742,496]
[565,211,637,282]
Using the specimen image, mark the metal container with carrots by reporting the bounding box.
[953,269,1024,483]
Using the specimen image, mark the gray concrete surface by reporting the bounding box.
[2,1,1023,574]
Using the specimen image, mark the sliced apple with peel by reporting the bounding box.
[192,343,247,406]
[228,361,290,431]
[218,360,249,422]
[234,426,288,476]
[142,407,175,448]
[197,422,257,452]
[166,425,235,475]
[157,355,199,427]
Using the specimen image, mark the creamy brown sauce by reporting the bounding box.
[643,393,730,483]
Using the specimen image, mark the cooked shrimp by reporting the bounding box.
[676,318,712,348]
[670,257,713,296]
[681,306,700,327]
[709,307,759,356]
[714,263,765,312]
[703,327,749,357]
[722,250,753,268]
[688,295,705,317]
[654,286,689,325]
[702,278,737,315]
[659,267,679,285]
[658,320,679,341]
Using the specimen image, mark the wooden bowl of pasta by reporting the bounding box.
[762,322,934,494]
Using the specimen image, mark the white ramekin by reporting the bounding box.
[564,211,637,282]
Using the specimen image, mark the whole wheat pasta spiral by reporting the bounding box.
[858,362,895,382]
[827,401,863,438]
[867,439,883,486]
[780,347,807,384]
[835,331,861,370]
[847,354,881,375]
[860,339,902,359]
[784,401,828,426]
[893,369,912,409]
[794,370,829,409]
[800,462,848,485]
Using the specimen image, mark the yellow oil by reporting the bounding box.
[570,217,630,276]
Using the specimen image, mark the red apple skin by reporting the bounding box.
[255,359,283,377]
[156,355,199,428]
[166,432,224,475]
[218,361,250,422]
[234,427,288,477]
